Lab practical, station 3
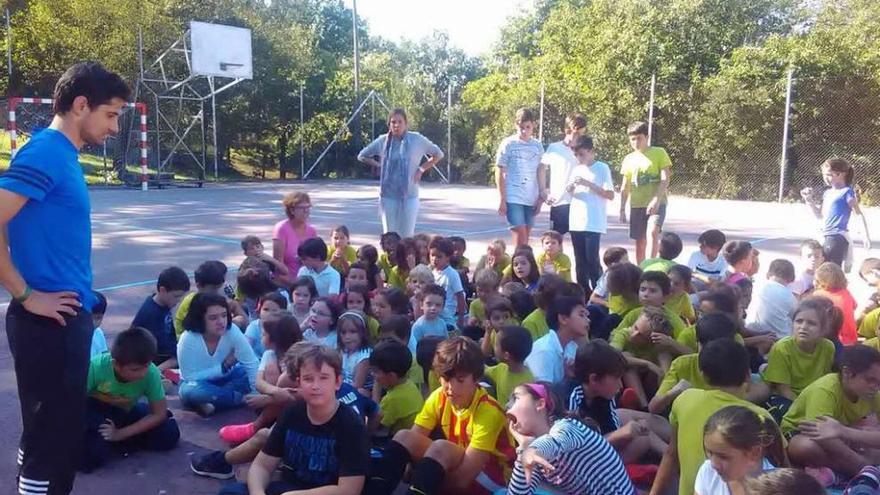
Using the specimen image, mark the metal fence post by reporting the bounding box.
[648,73,656,145]
[779,68,794,202]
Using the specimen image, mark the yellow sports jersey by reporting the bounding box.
[762,337,835,395]
[522,309,549,341]
[535,252,572,282]
[414,387,515,482]
[665,292,696,324]
[484,363,534,404]
[859,307,880,338]
[174,292,197,338]
[671,388,777,495]
[379,380,424,433]
[657,353,708,396]
[781,372,880,435]
[615,305,688,340]
[327,245,357,275]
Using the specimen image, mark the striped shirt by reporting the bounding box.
[568,385,621,435]
[508,418,635,495]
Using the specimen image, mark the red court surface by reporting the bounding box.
[0,179,876,494]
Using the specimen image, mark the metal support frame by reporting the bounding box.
[136,27,246,180]
[303,90,448,183]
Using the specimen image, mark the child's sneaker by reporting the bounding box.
[219,422,257,444]
[844,465,880,494]
[806,466,841,488]
[190,451,233,480]
[161,368,181,385]
[619,388,641,410]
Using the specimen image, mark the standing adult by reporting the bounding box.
[272,191,317,282]
[357,108,444,238]
[543,113,587,237]
[496,108,547,247]
[0,62,129,495]
[619,121,672,264]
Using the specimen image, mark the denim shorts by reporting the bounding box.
[506,202,535,228]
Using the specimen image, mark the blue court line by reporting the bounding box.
[96,267,241,292]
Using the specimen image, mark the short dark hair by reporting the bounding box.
[448,236,466,250]
[53,62,130,115]
[378,287,410,315]
[332,225,350,238]
[515,107,536,123]
[658,232,683,260]
[461,324,484,341]
[640,270,671,296]
[700,286,740,315]
[572,135,594,152]
[433,336,484,379]
[606,262,642,297]
[509,291,537,321]
[380,314,412,343]
[486,295,514,318]
[768,259,796,283]
[496,325,533,362]
[541,230,563,245]
[111,326,157,365]
[723,241,753,266]
[345,284,372,314]
[262,315,302,355]
[291,341,342,378]
[183,293,232,333]
[428,236,454,257]
[370,340,413,377]
[348,261,368,274]
[574,340,627,383]
[237,267,274,299]
[801,239,823,253]
[241,235,261,252]
[194,260,227,287]
[627,121,649,136]
[298,237,328,261]
[534,273,567,310]
[92,290,107,315]
[416,335,445,385]
[546,295,585,330]
[695,313,738,346]
[259,291,289,310]
[839,344,880,375]
[603,247,628,267]
[291,276,318,300]
[157,266,190,292]
[422,283,447,303]
[358,244,379,266]
[699,339,750,387]
[380,232,401,248]
[565,113,587,131]
[698,229,727,250]
[668,264,692,286]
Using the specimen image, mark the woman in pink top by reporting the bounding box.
[273,191,317,280]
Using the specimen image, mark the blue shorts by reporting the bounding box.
[506,202,535,228]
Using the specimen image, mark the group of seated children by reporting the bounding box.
[83,220,880,495]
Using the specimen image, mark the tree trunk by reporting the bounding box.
[278,130,289,180]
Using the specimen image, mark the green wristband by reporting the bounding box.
[14,286,32,304]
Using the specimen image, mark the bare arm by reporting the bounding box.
[283,476,365,495]
[273,239,286,266]
[649,425,678,495]
[261,253,290,277]
[852,201,873,248]
[495,166,507,215]
[456,291,467,328]
[353,360,370,394]
[110,399,169,441]
[772,383,797,402]
[445,447,492,491]
[619,176,630,221]
[247,451,282,495]
[536,162,548,201]
[648,387,686,415]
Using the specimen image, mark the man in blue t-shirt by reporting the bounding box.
[0,62,129,495]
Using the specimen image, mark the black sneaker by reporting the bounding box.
[190,450,233,480]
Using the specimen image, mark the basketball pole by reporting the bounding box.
[210,76,218,179]
[778,68,794,203]
[447,80,452,183]
[5,8,12,85]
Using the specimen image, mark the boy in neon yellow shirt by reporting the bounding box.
[536,230,572,282]
[611,271,690,352]
[639,231,682,274]
[521,273,567,341]
[666,265,696,324]
[618,121,671,264]
[366,337,515,495]
[370,340,424,435]
[649,339,779,495]
[467,269,501,328]
[480,295,517,359]
[483,325,534,403]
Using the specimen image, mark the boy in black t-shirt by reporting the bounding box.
[219,343,370,495]
[130,266,190,370]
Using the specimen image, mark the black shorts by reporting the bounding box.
[550,204,570,235]
[629,204,667,240]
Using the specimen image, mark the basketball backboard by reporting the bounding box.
[190,21,253,80]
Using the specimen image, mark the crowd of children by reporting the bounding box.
[79,134,880,495]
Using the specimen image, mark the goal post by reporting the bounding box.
[6,97,150,190]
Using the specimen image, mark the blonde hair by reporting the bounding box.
[407,264,434,285]
[488,239,507,254]
[814,261,848,291]
[282,192,311,219]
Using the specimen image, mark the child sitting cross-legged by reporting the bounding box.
[365,336,515,495]
[370,340,425,437]
[483,325,534,403]
[568,340,670,463]
[80,327,180,472]
[611,306,679,409]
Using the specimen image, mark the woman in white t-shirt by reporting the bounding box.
[566,135,614,292]
[695,405,788,495]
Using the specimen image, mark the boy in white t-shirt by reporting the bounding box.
[687,229,729,290]
[567,135,615,291]
[297,237,341,297]
[542,113,586,237]
[746,259,798,340]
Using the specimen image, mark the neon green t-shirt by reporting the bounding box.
[407,355,424,386]
[865,337,880,352]
[640,257,676,273]
[671,388,777,495]
[620,146,672,208]
[657,353,708,396]
[476,254,511,278]
[174,291,197,338]
[536,252,572,282]
[676,325,744,353]
[610,327,663,364]
[327,245,357,275]
[87,353,165,411]
[608,295,640,318]
[859,308,880,338]
[781,372,880,435]
[665,292,696,324]
[522,309,549,341]
[761,337,835,396]
[379,380,424,433]
[484,363,534,404]
[469,299,487,324]
[614,305,688,340]
[378,252,394,281]
[387,266,407,290]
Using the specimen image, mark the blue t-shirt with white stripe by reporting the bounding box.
[0,128,95,309]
